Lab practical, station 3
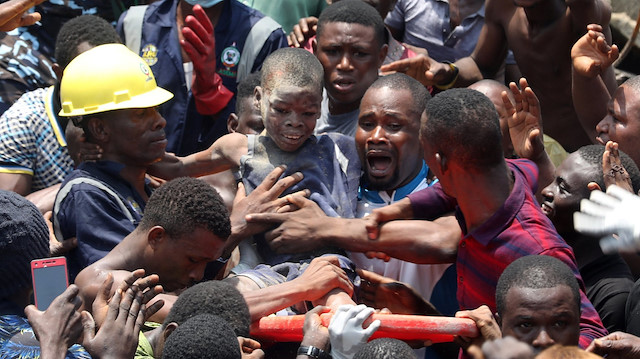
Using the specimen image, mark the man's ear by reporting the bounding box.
[85,117,108,143]
[435,152,447,174]
[163,322,178,340]
[378,43,389,67]
[495,312,502,328]
[52,63,63,80]
[254,86,263,113]
[227,113,239,133]
[587,181,602,192]
[312,37,317,54]
[147,226,167,249]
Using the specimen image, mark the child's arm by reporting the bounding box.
[147,133,248,180]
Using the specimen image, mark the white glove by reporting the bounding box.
[573,185,640,254]
[328,304,380,359]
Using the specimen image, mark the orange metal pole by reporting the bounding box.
[250,313,478,343]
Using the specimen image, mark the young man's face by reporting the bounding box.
[154,227,225,292]
[500,285,580,353]
[258,84,322,152]
[356,86,422,191]
[103,107,167,166]
[596,84,640,167]
[314,21,387,114]
[540,152,594,234]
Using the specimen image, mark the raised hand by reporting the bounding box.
[571,24,619,78]
[502,78,545,161]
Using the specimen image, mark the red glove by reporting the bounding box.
[181,4,233,115]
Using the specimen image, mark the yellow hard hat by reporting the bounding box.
[59,43,174,117]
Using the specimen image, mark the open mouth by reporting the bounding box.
[333,78,355,92]
[595,134,608,146]
[367,152,393,177]
[541,202,554,217]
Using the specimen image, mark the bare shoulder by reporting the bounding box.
[484,0,516,24]
[214,132,249,164]
[567,0,612,29]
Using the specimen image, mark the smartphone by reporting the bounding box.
[31,257,69,310]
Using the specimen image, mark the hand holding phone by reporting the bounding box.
[31,256,69,310]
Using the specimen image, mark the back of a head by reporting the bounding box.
[423,88,504,170]
[317,0,386,48]
[59,43,173,118]
[260,47,324,95]
[0,190,50,299]
[576,144,640,193]
[353,338,417,359]
[54,14,122,70]
[164,280,251,337]
[496,255,580,317]
[369,73,431,118]
[140,177,231,241]
[623,75,640,93]
[235,71,261,116]
[162,314,241,359]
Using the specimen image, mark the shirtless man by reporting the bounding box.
[382,0,615,152]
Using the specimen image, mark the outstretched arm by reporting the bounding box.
[571,24,619,142]
[248,194,459,264]
[147,132,247,180]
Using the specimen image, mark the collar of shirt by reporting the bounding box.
[359,161,436,203]
[456,161,525,246]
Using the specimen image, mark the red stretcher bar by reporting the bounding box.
[250,313,479,343]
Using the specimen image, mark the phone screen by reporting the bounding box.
[33,264,68,310]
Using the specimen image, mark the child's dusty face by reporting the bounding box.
[258,84,322,152]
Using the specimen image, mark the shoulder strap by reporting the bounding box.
[53,177,136,241]
[237,16,282,83]
[123,5,149,54]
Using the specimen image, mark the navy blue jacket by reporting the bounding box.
[117,0,287,155]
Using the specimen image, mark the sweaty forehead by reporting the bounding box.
[317,21,379,45]
[504,285,578,314]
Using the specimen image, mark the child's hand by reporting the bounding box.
[571,24,619,78]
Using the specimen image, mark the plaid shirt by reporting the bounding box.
[408,159,607,348]
[0,87,73,191]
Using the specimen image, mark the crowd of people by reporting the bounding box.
[1,0,640,358]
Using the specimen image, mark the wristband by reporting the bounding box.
[297,345,332,359]
[435,61,459,90]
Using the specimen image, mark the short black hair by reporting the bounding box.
[236,71,261,116]
[422,88,504,170]
[317,0,386,49]
[162,314,241,359]
[576,144,640,193]
[369,73,431,119]
[138,177,231,240]
[164,280,251,337]
[54,15,122,69]
[260,47,324,95]
[353,338,417,359]
[496,255,581,317]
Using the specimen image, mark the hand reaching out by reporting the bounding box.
[0,0,46,32]
[82,270,163,359]
[288,16,318,48]
[357,269,438,315]
[380,54,450,87]
[329,304,380,359]
[571,24,619,78]
[25,285,84,359]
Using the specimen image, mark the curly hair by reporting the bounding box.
[138,177,230,240]
[162,314,241,359]
[54,15,121,69]
[163,280,251,337]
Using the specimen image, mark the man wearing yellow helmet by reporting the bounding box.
[52,43,174,281]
